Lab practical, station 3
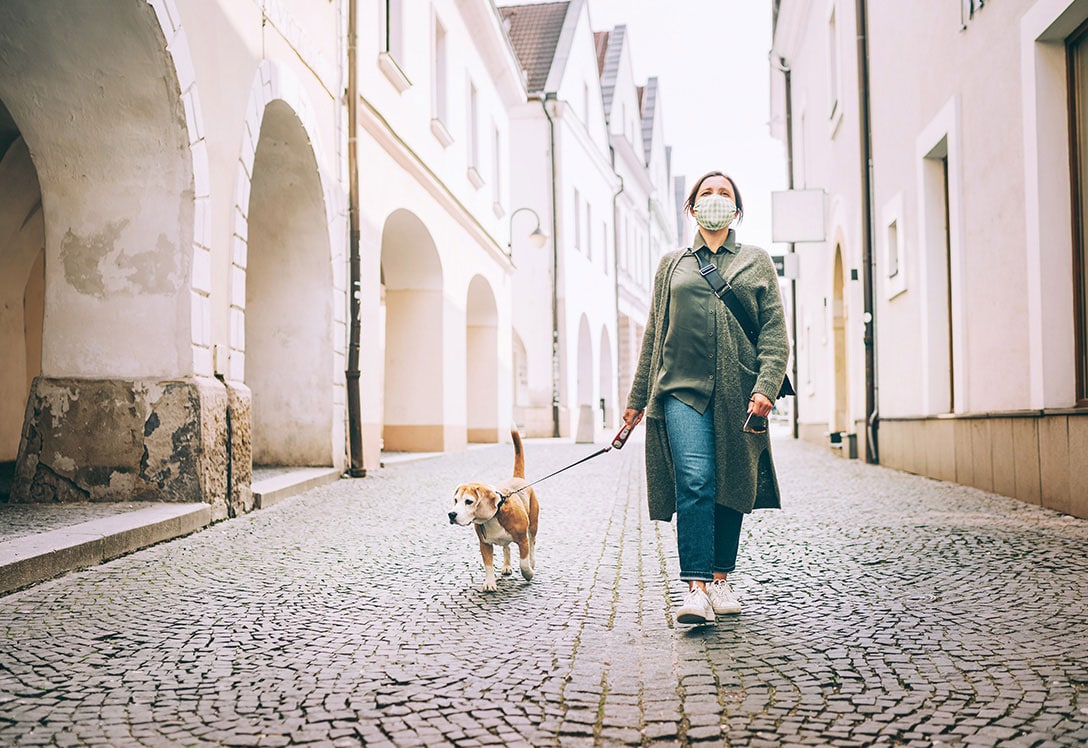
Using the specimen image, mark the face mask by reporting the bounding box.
[693,195,737,232]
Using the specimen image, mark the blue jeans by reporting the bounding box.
[663,395,744,582]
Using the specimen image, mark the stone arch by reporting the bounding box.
[831,244,850,433]
[243,98,337,467]
[598,324,614,430]
[466,275,499,444]
[0,115,44,468]
[226,62,345,474]
[512,331,529,410]
[2,0,229,507]
[575,314,595,443]
[380,209,445,452]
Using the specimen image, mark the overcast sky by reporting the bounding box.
[583,0,789,252]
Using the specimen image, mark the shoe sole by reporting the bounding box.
[712,605,742,615]
[676,611,715,625]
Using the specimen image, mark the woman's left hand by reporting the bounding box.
[748,393,773,417]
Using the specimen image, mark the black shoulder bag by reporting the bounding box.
[693,247,796,399]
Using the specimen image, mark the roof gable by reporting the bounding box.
[499,2,569,92]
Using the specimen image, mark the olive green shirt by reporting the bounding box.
[656,230,738,415]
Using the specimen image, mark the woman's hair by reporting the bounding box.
[684,171,744,224]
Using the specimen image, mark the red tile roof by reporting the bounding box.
[499,2,570,92]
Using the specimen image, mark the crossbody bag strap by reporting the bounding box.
[692,247,760,346]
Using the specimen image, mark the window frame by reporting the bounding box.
[1067,18,1088,405]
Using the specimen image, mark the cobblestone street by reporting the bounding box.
[1,433,1087,746]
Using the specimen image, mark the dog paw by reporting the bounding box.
[520,565,534,582]
[482,581,498,592]
[500,566,513,576]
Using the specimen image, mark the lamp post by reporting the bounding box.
[507,206,548,256]
[507,205,555,437]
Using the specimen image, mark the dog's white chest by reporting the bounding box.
[478,518,514,546]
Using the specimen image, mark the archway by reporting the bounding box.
[1,1,222,506]
[466,276,499,443]
[245,100,335,467]
[0,103,44,499]
[832,246,849,433]
[598,325,614,431]
[575,315,594,443]
[380,210,445,451]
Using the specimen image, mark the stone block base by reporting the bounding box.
[12,376,254,520]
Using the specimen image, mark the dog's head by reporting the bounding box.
[448,482,502,526]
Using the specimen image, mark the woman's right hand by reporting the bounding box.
[622,408,644,428]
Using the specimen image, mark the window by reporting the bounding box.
[468,82,479,168]
[601,221,608,272]
[466,80,483,188]
[1069,20,1088,402]
[385,0,404,60]
[827,3,842,133]
[379,0,411,91]
[573,189,581,250]
[586,203,593,260]
[492,125,503,215]
[882,193,906,299]
[887,220,899,278]
[430,16,452,146]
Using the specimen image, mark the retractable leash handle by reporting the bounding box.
[611,412,643,449]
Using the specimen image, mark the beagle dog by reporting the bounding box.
[448,429,539,591]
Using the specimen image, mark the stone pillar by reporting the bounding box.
[12,376,233,519]
[225,381,253,517]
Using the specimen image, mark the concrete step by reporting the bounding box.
[251,467,342,509]
[0,503,211,595]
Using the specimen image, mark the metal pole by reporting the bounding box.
[856,0,879,463]
[345,0,366,476]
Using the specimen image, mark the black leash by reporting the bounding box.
[497,445,612,504]
[496,418,642,505]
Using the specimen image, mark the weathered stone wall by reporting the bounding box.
[11,376,246,520]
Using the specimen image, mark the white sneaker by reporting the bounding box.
[707,580,742,615]
[675,587,715,625]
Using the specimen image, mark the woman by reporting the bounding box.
[622,171,789,625]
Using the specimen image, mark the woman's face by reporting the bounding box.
[694,176,736,208]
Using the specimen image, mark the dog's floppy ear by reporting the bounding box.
[475,484,501,515]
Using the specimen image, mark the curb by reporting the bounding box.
[252,467,342,509]
[0,503,211,595]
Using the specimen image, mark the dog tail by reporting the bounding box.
[511,428,525,478]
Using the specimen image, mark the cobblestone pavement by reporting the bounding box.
[1,433,1087,746]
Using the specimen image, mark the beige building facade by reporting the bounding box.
[772,0,1088,518]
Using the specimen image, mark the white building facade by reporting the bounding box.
[501,0,622,442]
[354,0,525,462]
[596,26,677,413]
[1,0,348,516]
[0,0,672,510]
[772,0,1088,518]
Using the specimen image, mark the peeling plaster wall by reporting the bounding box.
[0,0,195,380]
[12,377,231,517]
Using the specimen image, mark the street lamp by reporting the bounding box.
[507,206,548,255]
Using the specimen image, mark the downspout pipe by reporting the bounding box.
[772,54,800,442]
[345,0,366,476]
[609,145,624,418]
[532,91,561,438]
[855,0,879,463]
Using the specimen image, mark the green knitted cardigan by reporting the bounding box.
[626,242,790,521]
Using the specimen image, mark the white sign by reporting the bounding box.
[771,189,826,243]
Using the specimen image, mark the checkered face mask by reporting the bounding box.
[693,195,737,232]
